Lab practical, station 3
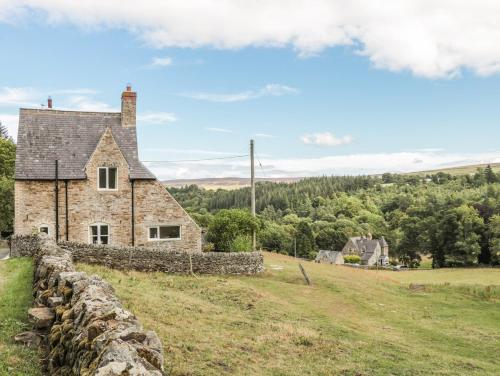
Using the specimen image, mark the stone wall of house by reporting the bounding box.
[14,128,201,251]
[60,241,264,275]
[25,235,164,375]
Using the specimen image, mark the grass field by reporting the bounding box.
[0,258,41,376]
[78,252,500,376]
[407,162,500,176]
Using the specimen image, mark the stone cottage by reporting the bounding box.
[14,85,201,252]
[341,235,389,266]
[315,250,344,265]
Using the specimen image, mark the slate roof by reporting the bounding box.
[15,108,155,180]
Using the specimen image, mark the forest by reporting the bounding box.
[169,168,500,268]
[2,123,499,268]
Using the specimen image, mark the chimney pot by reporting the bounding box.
[121,85,136,128]
[48,96,53,109]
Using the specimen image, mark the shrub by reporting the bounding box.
[344,255,361,264]
[231,235,252,252]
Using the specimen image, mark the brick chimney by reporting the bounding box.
[47,96,52,109]
[121,84,136,127]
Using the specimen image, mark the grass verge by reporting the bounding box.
[77,252,500,376]
[0,258,41,376]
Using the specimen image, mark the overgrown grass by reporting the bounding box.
[78,252,500,376]
[0,258,41,376]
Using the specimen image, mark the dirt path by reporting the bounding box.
[0,248,9,260]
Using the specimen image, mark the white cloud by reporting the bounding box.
[2,1,500,78]
[137,112,177,124]
[150,56,173,67]
[0,87,38,107]
[0,113,19,140]
[143,150,500,180]
[205,127,233,133]
[255,133,274,138]
[182,84,298,102]
[64,95,117,112]
[301,132,353,146]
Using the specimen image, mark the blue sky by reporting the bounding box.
[1,2,500,179]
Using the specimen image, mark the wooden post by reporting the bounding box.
[250,139,256,251]
[298,263,311,285]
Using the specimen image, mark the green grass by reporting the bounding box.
[0,258,41,376]
[77,252,500,376]
[407,162,500,176]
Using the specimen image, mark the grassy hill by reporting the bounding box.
[406,162,500,176]
[163,177,303,190]
[77,253,500,376]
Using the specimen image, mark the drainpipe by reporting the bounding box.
[55,160,59,243]
[65,180,69,241]
[131,179,135,246]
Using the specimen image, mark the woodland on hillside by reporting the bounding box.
[170,168,500,267]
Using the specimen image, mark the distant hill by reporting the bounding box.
[163,163,500,190]
[163,177,303,190]
[406,162,500,176]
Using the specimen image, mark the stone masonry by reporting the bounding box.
[20,234,164,375]
[15,128,201,251]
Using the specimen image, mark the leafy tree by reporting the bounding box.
[0,136,16,178]
[0,177,14,234]
[295,220,317,259]
[258,222,294,254]
[488,215,500,265]
[206,209,259,252]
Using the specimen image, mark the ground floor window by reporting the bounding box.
[89,224,109,245]
[148,225,181,241]
[38,225,49,235]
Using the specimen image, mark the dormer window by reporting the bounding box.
[98,167,117,190]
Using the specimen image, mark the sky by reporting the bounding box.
[1,1,500,180]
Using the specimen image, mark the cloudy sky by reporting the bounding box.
[1,1,500,179]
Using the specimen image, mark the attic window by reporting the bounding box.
[148,225,181,241]
[98,167,117,190]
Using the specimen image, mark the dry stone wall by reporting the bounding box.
[60,241,264,275]
[16,235,164,375]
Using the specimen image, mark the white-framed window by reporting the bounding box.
[148,225,181,241]
[89,223,110,245]
[38,225,49,235]
[97,167,118,190]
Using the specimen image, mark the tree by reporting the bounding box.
[488,215,500,265]
[295,220,317,259]
[484,164,498,184]
[397,216,423,267]
[0,121,9,139]
[258,222,294,254]
[206,209,259,252]
[315,226,347,252]
[0,177,14,234]
[0,137,16,178]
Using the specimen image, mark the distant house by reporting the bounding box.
[315,250,344,265]
[14,86,201,251]
[341,235,389,266]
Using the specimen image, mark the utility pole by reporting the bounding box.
[250,139,256,251]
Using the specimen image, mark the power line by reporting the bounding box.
[141,154,249,163]
[256,155,267,178]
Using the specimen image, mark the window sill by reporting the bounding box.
[147,238,182,242]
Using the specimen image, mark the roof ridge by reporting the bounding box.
[20,108,121,116]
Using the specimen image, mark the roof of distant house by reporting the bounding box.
[15,108,155,180]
